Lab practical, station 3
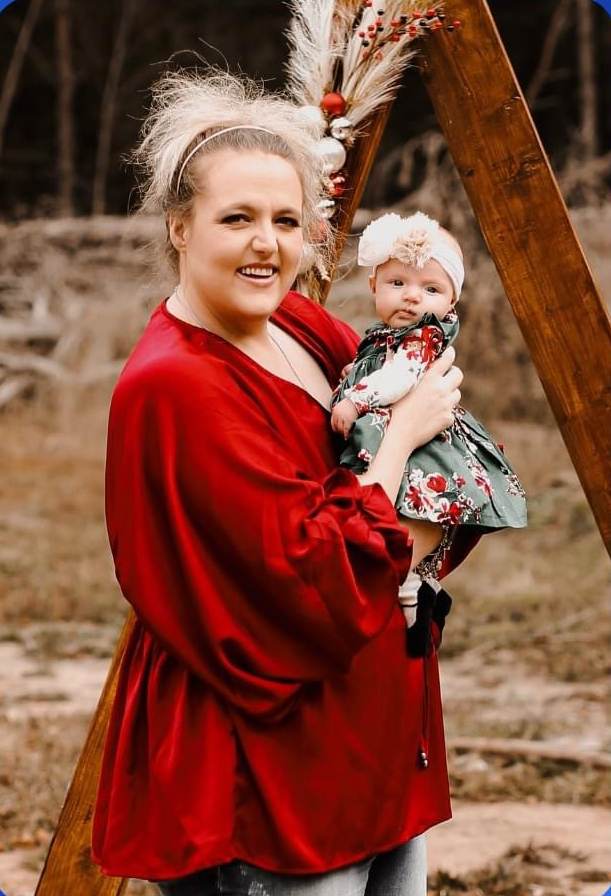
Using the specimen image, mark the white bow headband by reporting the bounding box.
[358,212,465,299]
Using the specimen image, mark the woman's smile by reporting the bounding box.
[236,263,280,284]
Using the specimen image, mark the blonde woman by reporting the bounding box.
[92,68,474,896]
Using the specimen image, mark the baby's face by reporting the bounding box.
[371,258,456,328]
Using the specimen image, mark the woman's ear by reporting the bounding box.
[168,214,188,253]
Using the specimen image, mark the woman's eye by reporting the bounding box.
[222,213,249,224]
[277,217,301,228]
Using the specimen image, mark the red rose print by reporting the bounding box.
[426,474,447,493]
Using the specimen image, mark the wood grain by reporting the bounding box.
[34,613,135,896]
[418,0,611,556]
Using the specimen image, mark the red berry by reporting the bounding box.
[390,18,399,26]
[453,19,461,27]
[427,8,436,17]
[320,92,347,116]
[390,33,401,41]
[358,30,365,37]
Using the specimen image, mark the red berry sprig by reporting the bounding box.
[355,3,460,61]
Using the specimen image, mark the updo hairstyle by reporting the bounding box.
[132,67,332,276]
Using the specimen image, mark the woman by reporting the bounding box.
[92,69,473,896]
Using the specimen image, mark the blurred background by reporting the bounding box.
[0,2,609,895]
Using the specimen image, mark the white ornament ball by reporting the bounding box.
[295,104,326,136]
[314,137,347,175]
[330,117,353,141]
[317,198,336,219]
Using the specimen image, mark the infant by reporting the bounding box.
[331,212,527,630]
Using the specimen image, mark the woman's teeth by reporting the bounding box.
[238,267,275,278]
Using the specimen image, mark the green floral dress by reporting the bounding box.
[333,312,527,531]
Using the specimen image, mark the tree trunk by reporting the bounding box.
[0,0,45,162]
[92,0,137,216]
[576,0,597,157]
[55,0,76,217]
[524,0,572,109]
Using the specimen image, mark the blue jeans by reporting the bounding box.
[154,835,426,896]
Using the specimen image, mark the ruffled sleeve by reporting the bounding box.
[105,361,412,724]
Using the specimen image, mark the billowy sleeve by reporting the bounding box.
[105,364,412,724]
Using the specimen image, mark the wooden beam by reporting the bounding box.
[34,613,135,896]
[418,0,611,557]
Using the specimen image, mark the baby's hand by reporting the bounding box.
[339,361,355,381]
[331,398,359,439]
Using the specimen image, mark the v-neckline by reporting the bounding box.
[162,298,332,413]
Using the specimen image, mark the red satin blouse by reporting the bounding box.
[92,291,475,880]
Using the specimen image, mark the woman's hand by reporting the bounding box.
[390,346,462,452]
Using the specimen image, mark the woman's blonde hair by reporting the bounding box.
[132,67,332,276]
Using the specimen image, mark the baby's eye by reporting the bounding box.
[425,285,441,294]
[391,279,404,287]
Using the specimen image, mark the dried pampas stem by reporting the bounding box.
[285,1,447,132]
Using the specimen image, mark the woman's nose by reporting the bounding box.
[251,221,277,253]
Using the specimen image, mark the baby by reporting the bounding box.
[331,212,527,631]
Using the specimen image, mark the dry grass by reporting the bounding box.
[428,842,608,896]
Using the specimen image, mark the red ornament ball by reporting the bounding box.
[321,92,347,116]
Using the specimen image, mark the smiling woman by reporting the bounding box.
[91,66,474,896]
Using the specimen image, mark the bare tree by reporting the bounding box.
[576,0,598,157]
[92,0,137,215]
[55,0,76,216]
[525,0,572,109]
[0,0,45,161]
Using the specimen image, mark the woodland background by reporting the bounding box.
[0,2,610,895]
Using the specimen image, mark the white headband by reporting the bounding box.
[358,212,465,299]
[176,125,277,191]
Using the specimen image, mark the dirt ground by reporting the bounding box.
[0,623,609,895]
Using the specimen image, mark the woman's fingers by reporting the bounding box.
[444,365,463,390]
[428,344,455,375]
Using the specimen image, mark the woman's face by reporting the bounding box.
[170,149,304,333]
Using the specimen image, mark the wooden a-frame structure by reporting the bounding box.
[33,1,611,893]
